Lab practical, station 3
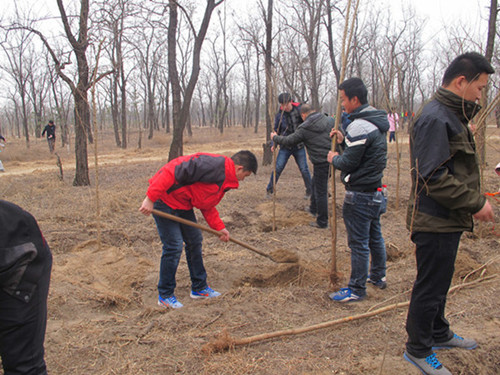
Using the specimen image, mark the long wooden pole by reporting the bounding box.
[150,209,292,263]
[329,0,360,286]
[203,274,497,352]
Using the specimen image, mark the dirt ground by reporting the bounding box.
[1,125,499,374]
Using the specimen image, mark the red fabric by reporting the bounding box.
[146,153,239,230]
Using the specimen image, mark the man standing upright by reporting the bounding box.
[41,120,56,154]
[404,52,495,375]
[266,92,312,199]
[328,77,389,302]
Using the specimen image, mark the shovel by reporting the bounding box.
[151,209,298,264]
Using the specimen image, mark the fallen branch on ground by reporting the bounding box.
[202,274,498,353]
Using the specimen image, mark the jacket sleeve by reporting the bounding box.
[332,123,367,173]
[273,128,304,148]
[146,167,176,203]
[42,127,46,136]
[413,116,485,213]
[200,207,225,231]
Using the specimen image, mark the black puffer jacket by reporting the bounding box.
[0,200,52,303]
[332,104,389,191]
[272,112,334,164]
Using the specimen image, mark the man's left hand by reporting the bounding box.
[328,151,339,163]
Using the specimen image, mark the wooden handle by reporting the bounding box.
[151,209,276,261]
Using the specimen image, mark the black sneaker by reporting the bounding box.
[309,221,327,229]
[367,276,387,289]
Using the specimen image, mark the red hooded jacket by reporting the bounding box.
[146,153,239,230]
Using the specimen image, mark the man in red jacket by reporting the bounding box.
[139,150,257,309]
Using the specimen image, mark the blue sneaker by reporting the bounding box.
[190,286,221,299]
[433,333,477,350]
[329,287,364,302]
[404,351,451,375]
[158,295,183,309]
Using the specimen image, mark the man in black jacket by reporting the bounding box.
[271,104,334,228]
[41,120,56,154]
[0,200,52,375]
[328,77,389,303]
[404,52,495,375]
[266,93,312,199]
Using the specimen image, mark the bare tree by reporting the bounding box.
[167,0,223,160]
[0,27,34,147]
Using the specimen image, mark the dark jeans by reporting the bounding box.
[0,251,52,375]
[47,138,55,153]
[342,190,387,297]
[388,131,396,143]
[405,231,461,358]
[153,200,208,298]
[267,146,312,194]
[310,162,329,227]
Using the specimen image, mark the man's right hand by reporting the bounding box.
[473,200,494,222]
[139,196,154,216]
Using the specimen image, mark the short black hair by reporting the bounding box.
[278,92,292,104]
[442,52,495,86]
[48,120,54,124]
[339,78,368,105]
[231,150,258,174]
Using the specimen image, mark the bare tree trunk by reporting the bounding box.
[168,0,222,161]
[476,0,497,165]
[262,0,273,166]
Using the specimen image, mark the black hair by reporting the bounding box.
[231,150,258,174]
[278,92,292,104]
[338,78,368,105]
[442,52,495,86]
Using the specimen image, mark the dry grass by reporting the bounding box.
[1,125,499,374]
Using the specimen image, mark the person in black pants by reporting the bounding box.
[41,120,56,154]
[405,52,495,375]
[0,200,52,375]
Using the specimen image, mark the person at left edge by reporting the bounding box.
[139,151,258,309]
[0,200,53,375]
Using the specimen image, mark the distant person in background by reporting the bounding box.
[387,110,399,143]
[0,200,53,375]
[266,92,312,199]
[42,120,56,154]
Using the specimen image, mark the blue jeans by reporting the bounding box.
[342,190,387,297]
[153,200,208,298]
[310,162,330,227]
[267,146,312,194]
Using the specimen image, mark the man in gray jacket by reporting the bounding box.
[271,104,334,228]
[328,77,389,302]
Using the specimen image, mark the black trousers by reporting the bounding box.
[0,255,52,375]
[405,231,461,358]
[310,162,330,227]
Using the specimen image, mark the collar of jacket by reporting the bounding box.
[434,87,482,123]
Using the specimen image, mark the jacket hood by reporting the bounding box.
[301,112,330,132]
[348,104,389,133]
